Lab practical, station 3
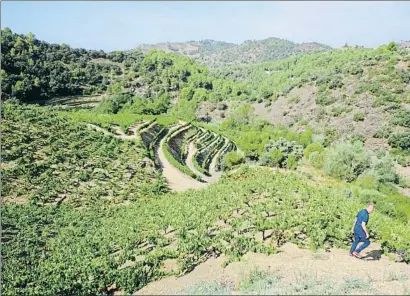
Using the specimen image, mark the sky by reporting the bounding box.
[2,1,410,51]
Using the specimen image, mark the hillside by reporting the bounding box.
[197,38,331,68]
[3,160,410,294]
[136,39,236,57]
[2,28,410,296]
[212,44,410,157]
[137,37,331,68]
[1,28,249,107]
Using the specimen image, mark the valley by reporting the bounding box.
[1,26,410,296]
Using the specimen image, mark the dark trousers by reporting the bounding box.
[350,233,370,254]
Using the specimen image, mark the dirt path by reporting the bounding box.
[87,123,234,192]
[87,123,144,141]
[127,121,149,136]
[135,242,410,295]
[87,124,113,136]
[112,126,139,140]
[156,126,207,192]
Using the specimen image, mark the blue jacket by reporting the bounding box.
[354,209,369,237]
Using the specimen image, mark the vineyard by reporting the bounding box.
[2,102,410,295]
[3,161,410,294]
[2,27,410,295]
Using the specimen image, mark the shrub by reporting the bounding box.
[312,134,325,145]
[323,141,371,182]
[355,173,379,190]
[224,151,244,169]
[298,128,314,148]
[373,125,393,139]
[261,138,303,168]
[217,103,228,110]
[395,155,410,167]
[261,149,283,167]
[95,93,132,114]
[392,109,410,128]
[388,132,410,151]
[309,151,325,169]
[353,112,365,122]
[316,93,337,106]
[387,41,398,52]
[286,154,297,170]
[350,134,366,143]
[304,143,325,159]
[398,176,410,188]
[323,128,339,147]
[372,153,398,184]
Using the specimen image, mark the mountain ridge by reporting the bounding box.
[135,37,332,68]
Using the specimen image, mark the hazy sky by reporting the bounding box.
[2,1,409,51]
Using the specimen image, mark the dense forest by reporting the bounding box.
[1,27,251,106]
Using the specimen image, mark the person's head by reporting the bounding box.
[367,201,375,214]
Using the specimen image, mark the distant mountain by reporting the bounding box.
[136,37,332,68]
[136,39,236,57]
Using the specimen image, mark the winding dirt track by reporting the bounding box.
[112,121,149,140]
[87,123,229,192]
[156,125,207,192]
[87,122,148,140]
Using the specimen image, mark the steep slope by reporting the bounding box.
[3,167,409,295]
[214,45,410,153]
[136,37,331,69]
[136,242,410,295]
[1,28,250,109]
[1,103,165,205]
[136,39,236,57]
[197,37,331,68]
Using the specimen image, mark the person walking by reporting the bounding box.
[349,202,374,258]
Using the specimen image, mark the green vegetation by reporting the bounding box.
[389,131,410,152]
[353,111,365,122]
[1,103,167,205]
[197,37,331,68]
[1,28,249,108]
[392,108,410,128]
[212,103,313,161]
[61,110,178,131]
[4,166,409,295]
[323,141,371,182]
[323,140,400,186]
[224,151,244,169]
[162,125,202,180]
[215,45,409,108]
[261,138,303,169]
[2,28,410,296]
[304,143,325,159]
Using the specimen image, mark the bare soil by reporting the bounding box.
[135,242,410,295]
[156,126,207,192]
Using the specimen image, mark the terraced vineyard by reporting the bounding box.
[2,25,410,296]
[85,115,238,191]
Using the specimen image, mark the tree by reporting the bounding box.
[386,41,398,52]
[323,140,371,182]
[179,87,194,101]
